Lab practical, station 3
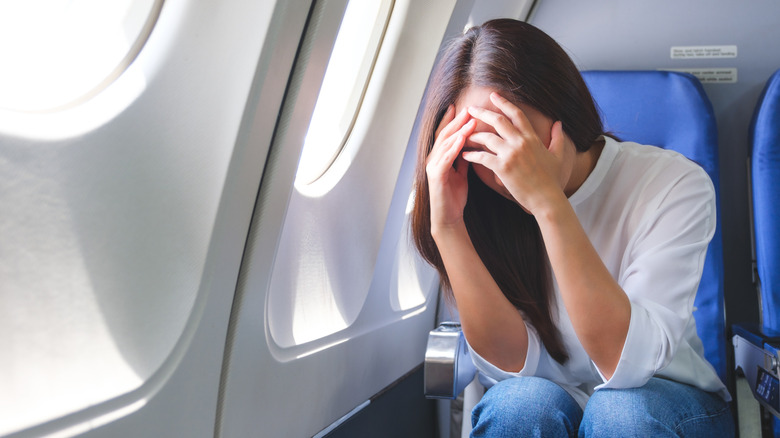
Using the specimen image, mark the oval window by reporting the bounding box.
[0,0,163,112]
[294,0,393,186]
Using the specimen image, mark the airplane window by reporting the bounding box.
[0,0,163,112]
[294,0,393,187]
[268,0,431,354]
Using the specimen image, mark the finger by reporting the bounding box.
[435,105,455,139]
[427,133,461,169]
[489,92,537,136]
[432,119,475,169]
[429,114,472,163]
[442,133,466,167]
[436,108,471,144]
[453,154,469,178]
[466,106,519,141]
[461,149,498,171]
[441,120,476,164]
[467,131,503,153]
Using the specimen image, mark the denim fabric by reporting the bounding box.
[471,377,582,437]
[471,376,734,437]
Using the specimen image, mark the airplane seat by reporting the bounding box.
[733,68,780,428]
[581,70,726,383]
[425,70,728,402]
[749,68,780,334]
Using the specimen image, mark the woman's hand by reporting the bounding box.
[461,92,575,216]
[426,105,476,233]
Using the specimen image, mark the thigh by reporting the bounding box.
[580,377,734,437]
[471,376,582,438]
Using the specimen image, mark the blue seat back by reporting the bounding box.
[751,69,780,334]
[581,70,726,382]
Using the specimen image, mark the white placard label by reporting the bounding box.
[662,68,738,83]
[671,45,737,59]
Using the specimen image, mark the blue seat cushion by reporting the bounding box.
[751,69,780,333]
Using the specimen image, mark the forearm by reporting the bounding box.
[432,222,529,372]
[535,196,630,378]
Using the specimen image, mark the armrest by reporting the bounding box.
[424,322,477,399]
[732,323,780,417]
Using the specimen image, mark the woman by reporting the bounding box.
[411,19,733,436]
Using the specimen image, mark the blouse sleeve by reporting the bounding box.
[595,165,716,389]
[467,319,543,381]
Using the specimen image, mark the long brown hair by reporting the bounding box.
[411,19,605,364]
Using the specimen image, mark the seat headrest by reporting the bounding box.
[582,70,719,187]
[751,69,780,157]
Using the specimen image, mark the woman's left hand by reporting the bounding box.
[461,92,575,215]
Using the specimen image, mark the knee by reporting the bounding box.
[580,383,674,436]
[581,379,734,437]
[471,377,581,438]
[474,377,549,421]
[581,388,653,434]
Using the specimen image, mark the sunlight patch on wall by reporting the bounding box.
[390,189,435,311]
[0,0,160,112]
[290,238,350,345]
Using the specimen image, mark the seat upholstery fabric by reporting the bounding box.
[751,69,780,335]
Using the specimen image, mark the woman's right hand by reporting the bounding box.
[426,105,476,235]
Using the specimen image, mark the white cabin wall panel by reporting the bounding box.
[218,0,457,436]
[76,1,316,437]
[2,0,307,436]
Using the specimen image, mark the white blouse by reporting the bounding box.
[468,136,730,409]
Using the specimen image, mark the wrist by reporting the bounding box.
[530,192,572,224]
[430,219,468,242]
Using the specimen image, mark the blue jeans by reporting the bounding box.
[471,376,734,437]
